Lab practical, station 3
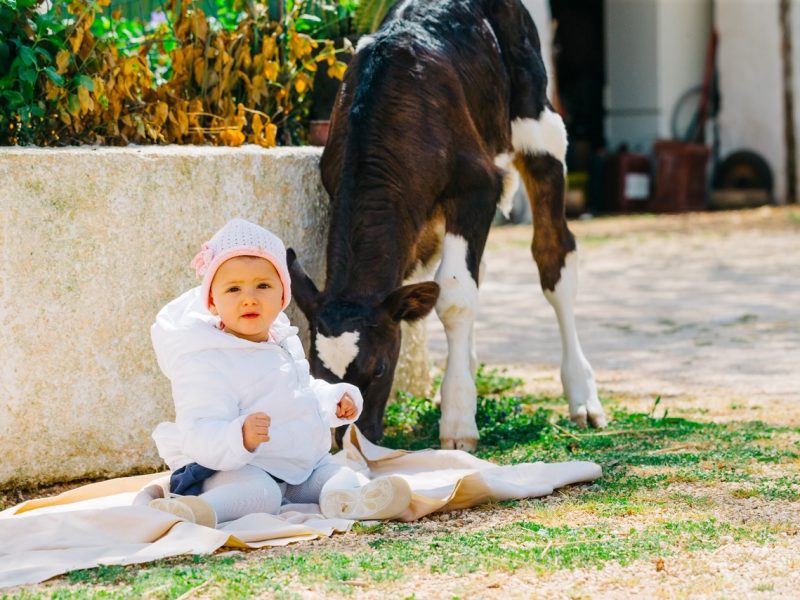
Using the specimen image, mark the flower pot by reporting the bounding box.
[309,120,331,146]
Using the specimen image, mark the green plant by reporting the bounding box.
[293,0,396,40]
[474,363,522,395]
[294,0,357,40]
[0,0,83,145]
[0,0,351,146]
[353,0,394,35]
[384,366,549,451]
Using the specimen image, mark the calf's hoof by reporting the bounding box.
[440,437,478,452]
[570,401,607,429]
[588,406,607,428]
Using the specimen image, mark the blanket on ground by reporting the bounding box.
[0,426,601,589]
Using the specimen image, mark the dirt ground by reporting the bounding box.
[415,206,800,599]
[426,205,800,426]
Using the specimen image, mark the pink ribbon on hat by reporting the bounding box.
[190,243,215,277]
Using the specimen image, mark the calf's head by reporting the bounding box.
[287,249,439,444]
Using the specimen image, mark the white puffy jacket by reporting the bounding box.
[150,287,363,485]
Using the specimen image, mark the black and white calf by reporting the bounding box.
[289,0,606,450]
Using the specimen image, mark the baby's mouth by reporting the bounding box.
[241,313,260,319]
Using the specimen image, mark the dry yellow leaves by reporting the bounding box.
[56,49,71,75]
[288,31,317,62]
[250,74,267,104]
[69,28,84,54]
[263,61,279,82]
[45,80,60,101]
[261,37,277,60]
[77,86,93,114]
[219,128,245,146]
[92,77,105,101]
[193,57,205,87]
[293,73,312,94]
[327,61,348,80]
[33,0,329,147]
[153,102,169,126]
[191,10,208,43]
[251,112,277,147]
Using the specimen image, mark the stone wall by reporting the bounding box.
[0,146,430,490]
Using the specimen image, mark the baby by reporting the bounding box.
[140,218,411,527]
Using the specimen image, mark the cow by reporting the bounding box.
[288,0,607,451]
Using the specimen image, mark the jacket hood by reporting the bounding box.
[151,286,298,378]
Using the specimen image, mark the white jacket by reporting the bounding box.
[150,287,363,485]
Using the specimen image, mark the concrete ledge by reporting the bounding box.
[0,146,429,489]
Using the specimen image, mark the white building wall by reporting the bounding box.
[605,0,712,153]
[656,0,713,138]
[521,0,555,99]
[716,0,787,201]
[605,0,660,152]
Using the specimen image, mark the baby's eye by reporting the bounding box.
[226,286,240,293]
[257,283,271,289]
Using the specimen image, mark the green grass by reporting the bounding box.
[11,516,771,599]
[5,365,799,598]
[15,517,775,598]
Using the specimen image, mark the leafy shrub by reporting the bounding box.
[0,0,351,146]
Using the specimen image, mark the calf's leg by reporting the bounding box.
[512,108,607,428]
[436,183,499,451]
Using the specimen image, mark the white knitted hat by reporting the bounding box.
[190,218,291,310]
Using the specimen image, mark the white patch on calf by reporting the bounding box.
[356,36,375,52]
[481,18,500,54]
[436,235,478,323]
[434,234,480,445]
[511,108,568,166]
[317,330,360,379]
[543,251,606,427]
[395,0,414,17]
[494,153,520,218]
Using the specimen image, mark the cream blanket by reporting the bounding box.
[0,427,601,589]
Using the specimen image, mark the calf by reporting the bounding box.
[289,0,606,450]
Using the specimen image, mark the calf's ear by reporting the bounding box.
[381,281,440,323]
[287,248,320,318]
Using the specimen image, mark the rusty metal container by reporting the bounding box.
[604,150,651,213]
[651,141,711,212]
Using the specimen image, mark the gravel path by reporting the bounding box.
[417,207,800,598]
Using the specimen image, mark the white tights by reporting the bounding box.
[136,460,366,523]
[285,459,365,504]
[199,464,282,523]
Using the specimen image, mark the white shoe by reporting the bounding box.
[320,476,411,521]
[132,483,165,507]
[149,496,217,528]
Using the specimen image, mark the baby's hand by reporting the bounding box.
[242,412,270,452]
[336,394,357,420]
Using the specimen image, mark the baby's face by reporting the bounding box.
[209,256,284,342]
